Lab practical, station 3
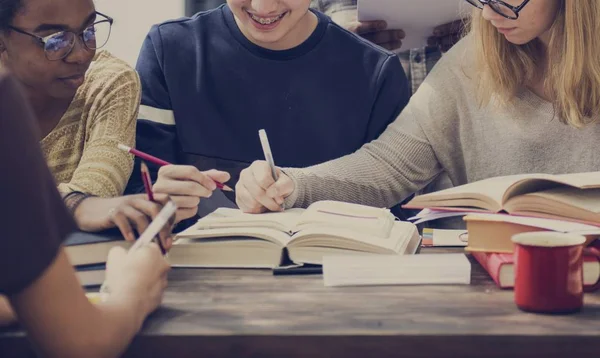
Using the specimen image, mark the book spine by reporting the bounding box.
[471,251,508,288]
[473,251,600,291]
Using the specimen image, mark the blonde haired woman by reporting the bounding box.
[234,0,600,217]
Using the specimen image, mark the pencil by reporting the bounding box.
[140,161,165,255]
[140,161,155,202]
[118,144,233,192]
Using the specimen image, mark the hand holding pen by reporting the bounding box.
[235,129,295,214]
[118,144,232,223]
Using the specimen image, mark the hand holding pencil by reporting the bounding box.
[235,129,295,214]
[118,144,232,223]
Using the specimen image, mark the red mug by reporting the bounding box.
[511,232,591,314]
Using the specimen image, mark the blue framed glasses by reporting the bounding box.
[8,11,113,61]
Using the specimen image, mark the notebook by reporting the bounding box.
[404,172,600,225]
[170,200,421,268]
[323,254,471,287]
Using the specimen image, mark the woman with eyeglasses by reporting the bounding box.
[0,0,191,242]
[235,1,600,216]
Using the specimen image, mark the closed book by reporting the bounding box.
[65,231,130,266]
[76,264,106,287]
[472,249,600,291]
[463,214,600,253]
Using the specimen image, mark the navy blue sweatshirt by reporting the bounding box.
[126,5,410,217]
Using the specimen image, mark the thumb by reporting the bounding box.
[204,169,231,184]
[106,246,127,272]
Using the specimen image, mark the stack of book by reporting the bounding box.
[404,172,600,290]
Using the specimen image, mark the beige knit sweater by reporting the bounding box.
[284,37,600,211]
[40,51,140,198]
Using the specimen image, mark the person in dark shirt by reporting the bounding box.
[0,69,171,358]
[126,0,410,222]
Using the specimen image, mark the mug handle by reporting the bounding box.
[584,244,600,293]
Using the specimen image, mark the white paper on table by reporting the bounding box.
[357,0,472,50]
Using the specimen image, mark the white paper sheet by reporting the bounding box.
[357,0,472,49]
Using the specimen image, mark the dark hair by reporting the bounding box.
[0,0,23,30]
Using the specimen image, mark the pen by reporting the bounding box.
[258,129,283,210]
[118,144,233,192]
[140,161,165,254]
[258,129,278,181]
[272,266,323,276]
[99,201,177,296]
[129,201,178,253]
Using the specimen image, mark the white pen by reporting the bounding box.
[128,200,178,254]
[259,129,278,181]
[258,129,283,209]
[99,200,177,298]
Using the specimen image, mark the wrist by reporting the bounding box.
[101,291,147,332]
[67,194,99,231]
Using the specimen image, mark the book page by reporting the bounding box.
[295,201,395,238]
[530,188,600,214]
[357,0,470,49]
[407,174,541,212]
[184,208,305,234]
[503,171,600,201]
[174,227,293,247]
[323,254,471,287]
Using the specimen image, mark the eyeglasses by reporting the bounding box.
[465,0,531,20]
[7,11,113,61]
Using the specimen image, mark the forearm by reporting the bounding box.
[12,251,146,358]
[285,119,442,209]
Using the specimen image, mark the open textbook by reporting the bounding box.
[404,172,600,226]
[170,201,421,268]
[358,0,470,49]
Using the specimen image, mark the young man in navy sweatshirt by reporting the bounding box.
[126,0,410,222]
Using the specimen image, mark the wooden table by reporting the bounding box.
[2,248,600,358]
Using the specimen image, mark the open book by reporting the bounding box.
[169,201,421,268]
[404,172,600,226]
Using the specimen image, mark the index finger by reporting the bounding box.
[355,20,387,34]
[159,165,217,191]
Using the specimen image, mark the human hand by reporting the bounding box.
[74,194,174,247]
[153,165,231,223]
[104,244,170,317]
[428,19,465,52]
[235,160,295,214]
[330,11,404,51]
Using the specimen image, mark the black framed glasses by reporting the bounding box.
[465,0,531,20]
[7,11,113,61]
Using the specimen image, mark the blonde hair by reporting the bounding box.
[470,0,600,127]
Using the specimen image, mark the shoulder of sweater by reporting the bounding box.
[427,35,476,81]
[79,51,140,100]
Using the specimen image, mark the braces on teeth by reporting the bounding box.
[251,13,282,25]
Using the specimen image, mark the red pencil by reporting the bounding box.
[118,144,233,192]
[139,161,166,255]
[140,161,155,202]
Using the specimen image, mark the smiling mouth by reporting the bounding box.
[247,11,287,25]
